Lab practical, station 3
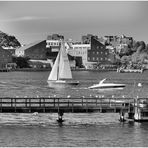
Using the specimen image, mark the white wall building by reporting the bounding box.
[46,40,61,52]
[67,43,91,68]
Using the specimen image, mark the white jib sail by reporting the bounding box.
[48,51,60,81]
[58,43,72,80]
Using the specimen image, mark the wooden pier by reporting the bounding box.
[0,97,135,113]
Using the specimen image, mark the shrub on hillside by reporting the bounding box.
[12,56,30,68]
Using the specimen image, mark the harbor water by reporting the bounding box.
[0,70,148,146]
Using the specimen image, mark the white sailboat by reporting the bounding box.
[47,40,79,85]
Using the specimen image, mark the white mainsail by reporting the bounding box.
[48,51,60,80]
[58,43,72,80]
[47,41,72,81]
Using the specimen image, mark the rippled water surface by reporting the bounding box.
[0,70,148,98]
[0,70,148,146]
[0,113,148,147]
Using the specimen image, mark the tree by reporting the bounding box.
[12,56,30,68]
[120,55,131,65]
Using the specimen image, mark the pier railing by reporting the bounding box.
[0,97,136,113]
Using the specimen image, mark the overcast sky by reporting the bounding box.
[0,1,148,44]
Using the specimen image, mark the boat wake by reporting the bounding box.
[92,87,124,91]
[72,87,88,90]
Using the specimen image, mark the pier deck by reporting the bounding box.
[0,97,135,113]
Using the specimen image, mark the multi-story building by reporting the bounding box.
[46,34,64,60]
[3,46,16,56]
[88,36,107,62]
[88,36,116,66]
[15,40,48,60]
[0,46,12,69]
[46,34,64,51]
[67,43,90,68]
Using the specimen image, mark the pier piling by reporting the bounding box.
[57,110,64,123]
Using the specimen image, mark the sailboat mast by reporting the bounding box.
[57,40,62,80]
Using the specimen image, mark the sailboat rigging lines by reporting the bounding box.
[47,40,79,85]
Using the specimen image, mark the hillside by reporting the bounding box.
[0,30,21,48]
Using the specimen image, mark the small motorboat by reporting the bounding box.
[88,78,126,90]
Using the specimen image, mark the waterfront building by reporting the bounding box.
[67,42,90,68]
[15,40,54,68]
[28,59,52,69]
[46,34,64,52]
[87,36,116,68]
[15,40,48,60]
[2,46,16,56]
[46,40,61,51]
[88,36,107,63]
[0,46,12,69]
[46,34,64,60]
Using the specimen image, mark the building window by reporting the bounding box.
[100,58,103,61]
[93,57,95,61]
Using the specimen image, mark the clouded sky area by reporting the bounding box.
[0,1,148,44]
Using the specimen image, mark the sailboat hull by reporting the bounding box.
[48,80,79,85]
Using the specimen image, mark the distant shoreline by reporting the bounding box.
[2,67,146,73]
[12,68,117,72]
[14,68,51,72]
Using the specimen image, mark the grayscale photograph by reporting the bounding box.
[0,0,148,147]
